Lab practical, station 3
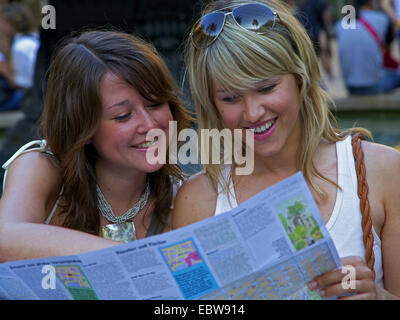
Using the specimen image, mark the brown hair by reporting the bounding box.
[0,2,34,34]
[42,30,192,234]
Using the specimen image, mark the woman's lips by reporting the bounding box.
[247,117,278,141]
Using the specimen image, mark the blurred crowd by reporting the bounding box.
[1,0,400,114]
[291,0,400,95]
[0,0,40,111]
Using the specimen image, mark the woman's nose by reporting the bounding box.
[242,94,264,123]
[136,108,157,133]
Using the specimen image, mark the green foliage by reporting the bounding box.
[293,225,306,240]
[294,239,306,251]
[310,227,324,240]
[279,213,288,232]
[287,201,305,217]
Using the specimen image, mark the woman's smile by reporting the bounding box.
[246,117,279,141]
[213,74,302,158]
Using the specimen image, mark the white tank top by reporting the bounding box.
[214,136,384,286]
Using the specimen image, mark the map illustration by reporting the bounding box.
[276,194,324,251]
[55,265,98,300]
[160,239,202,272]
[160,238,218,299]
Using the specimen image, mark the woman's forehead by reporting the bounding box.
[211,75,282,93]
[100,71,164,104]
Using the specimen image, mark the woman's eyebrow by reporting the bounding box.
[255,76,280,85]
[106,99,129,110]
[215,86,239,94]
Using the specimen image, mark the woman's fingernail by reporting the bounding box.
[319,289,326,297]
[309,281,318,289]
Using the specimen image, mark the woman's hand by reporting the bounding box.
[309,256,378,300]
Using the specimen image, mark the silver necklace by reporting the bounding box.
[96,180,150,224]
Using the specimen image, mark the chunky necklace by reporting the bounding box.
[97,180,150,242]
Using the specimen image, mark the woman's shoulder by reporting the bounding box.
[362,140,400,172]
[183,170,214,188]
[336,136,400,174]
[3,145,62,197]
[362,140,400,200]
[1,143,63,225]
[176,171,217,206]
[8,149,59,171]
[4,141,59,174]
[172,171,218,229]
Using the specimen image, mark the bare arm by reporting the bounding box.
[378,145,400,297]
[0,152,120,262]
[310,143,400,299]
[382,0,399,24]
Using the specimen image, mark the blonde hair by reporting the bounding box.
[185,0,371,200]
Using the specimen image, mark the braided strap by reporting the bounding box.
[351,133,375,280]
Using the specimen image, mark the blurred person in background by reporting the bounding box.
[296,0,333,79]
[0,1,39,111]
[382,0,400,51]
[0,0,8,10]
[336,0,400,95]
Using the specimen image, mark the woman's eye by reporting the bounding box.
[258,85,276,93]
[114,113,132,121]
[222,95,240,103]
[147,102,162,109]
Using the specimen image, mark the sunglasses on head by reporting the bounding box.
[190,3,280,49]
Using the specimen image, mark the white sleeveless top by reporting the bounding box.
[2,140,62,225]
[214,136,384,286]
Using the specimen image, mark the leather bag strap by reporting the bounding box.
[351,133,376,280]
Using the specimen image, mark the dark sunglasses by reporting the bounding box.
[190,3,280,49]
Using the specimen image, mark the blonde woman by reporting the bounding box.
[172,0,400,299]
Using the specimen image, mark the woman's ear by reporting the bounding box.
[294,73,302,87]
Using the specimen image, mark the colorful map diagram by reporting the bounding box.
[160,239,202,272]
[55,265,98,300]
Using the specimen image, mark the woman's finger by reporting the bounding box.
[320,279,375,298]
[310,262,374,291]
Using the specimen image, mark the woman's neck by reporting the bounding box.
[95,162,148,214]
[252,119,302,178]
[253,146,299,177]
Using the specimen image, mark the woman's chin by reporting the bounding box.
[142,162,165,173]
